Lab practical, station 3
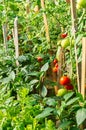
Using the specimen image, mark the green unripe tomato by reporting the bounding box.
[57,88,67,96]
[76,3,82,9]
[77,0,86,8]
[61,38,70,48]
[57,40,61,46]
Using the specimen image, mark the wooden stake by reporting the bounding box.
[81,38,86,99]
[2,24,7,51]
[13,17,19,66]
[26,0,30,14]
[70,0,81,92]
[41,0,50,42]
[57,48,65,81]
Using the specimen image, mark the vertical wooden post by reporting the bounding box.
[13,17,19,66]
[81,38,86,99]
[70,0,77,35]
[26,0,30,14]
[70,0,81,92]
[41,0,50,42]
[2,24,7,51]
[57,48,65,83]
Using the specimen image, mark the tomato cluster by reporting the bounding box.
[60,76,74,90]
[52,59,59,73]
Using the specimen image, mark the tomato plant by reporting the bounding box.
[0,0,86,129]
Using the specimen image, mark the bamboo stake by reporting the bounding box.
[70,0,81,92]
[2,24,7,51]
[13,17,19,66]
[41,0,50,42]
[81,38,86,99]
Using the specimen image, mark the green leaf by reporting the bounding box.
[9,71,15,81]
[76,34,83,44]
[0,77,11,84]
[66,97,79,106]
[18,55,27,62]
[41,62,49,72]
[64,92,74,102]
[29,79,39,85]
[57,121,71,130]
[46,98,56,106]
[76,108,86,126]
[41,86,47,97]
[35,107,54,119]
[28,72,40,77]
[70,126,80,130]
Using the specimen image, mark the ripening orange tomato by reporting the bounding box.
[53,67,58,73]
[37,56,43,62]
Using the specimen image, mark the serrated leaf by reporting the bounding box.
[66,97,79,106]
[41,86,47,97]
[41,62,49,72]
[76,108,86,126]
[35,107,54,119]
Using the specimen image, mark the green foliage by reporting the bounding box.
[76,108,86,126]
[0,0,86,129]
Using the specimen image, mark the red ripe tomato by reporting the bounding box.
[66,0,70,3]
[53,67,58,73]
[60,76,70,85]
[53,59,58,65]
[37,56,43,62]
[64,84,74,90]
[61,33,68,39]
[7,35,11,41]
[55,63,58,68]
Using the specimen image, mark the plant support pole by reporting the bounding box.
[70,0,80,92]
[26,0,30,14]
[13,17,19,66]
[81,38,86,99]
[2,24,7,51]
[41,0,50,42]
